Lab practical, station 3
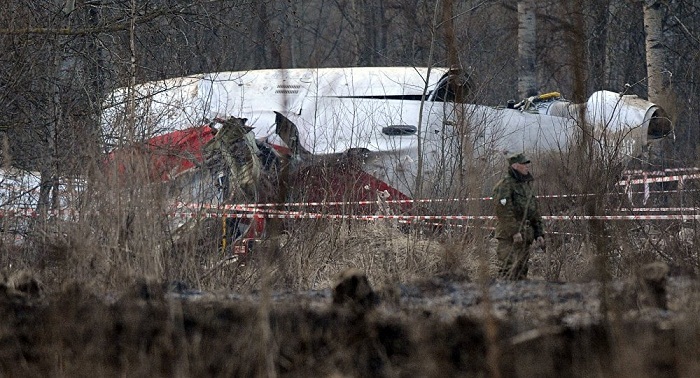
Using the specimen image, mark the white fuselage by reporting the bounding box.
[102,67,670,199]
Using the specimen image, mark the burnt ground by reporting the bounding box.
[0,270,699,378]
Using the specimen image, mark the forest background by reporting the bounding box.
[0,0,699,289]
[2,3,700,376]
[2,0,698,175]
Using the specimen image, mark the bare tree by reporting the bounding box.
[587,0,612,91]
[517,0,537,98]
[643,0,668,103]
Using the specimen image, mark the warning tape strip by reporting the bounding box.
[166,212,700,221]
[619,207,700,212]
[623,167,700,175]
[168,212,494,220]
[0,184,692,216]
[2,201,698,221]
[617,173,700,186]
[1,179,695,215]
[169,170,700,210]
[174,193,602,210]
[0,209,78,218]
[543,214,699,221]
[1,208,697,221]
[176,198,492,209]
[173,185,694,210]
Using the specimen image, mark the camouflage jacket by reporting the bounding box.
[492,168,544,240]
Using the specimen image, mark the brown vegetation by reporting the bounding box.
[0,185,698,377]
[1,1,700,376]
[0,252,699,377]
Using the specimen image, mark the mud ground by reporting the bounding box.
[0,271,699,377]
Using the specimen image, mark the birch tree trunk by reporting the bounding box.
[518,0,537,98]
[643,0,673,166]
[643,0,666,102]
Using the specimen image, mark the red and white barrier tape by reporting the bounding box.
[174,193,599,211]
[166,211,700,221]
[174,185,695,211]
[623,167,700,175]
[175,197,493,209]
[168,212,495,221]
[619,207,700,212]
[1,207,697,221]
[0,209,79,218]
[617,173,700,186]
[543,214,699,221]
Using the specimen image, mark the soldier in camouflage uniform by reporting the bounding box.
[492,153,544,280]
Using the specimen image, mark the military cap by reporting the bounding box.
[508,153,531,165]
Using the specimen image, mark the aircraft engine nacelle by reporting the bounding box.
[468,90,673,162]
[541,90,672,144]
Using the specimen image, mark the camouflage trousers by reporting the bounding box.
[496,238,532,280]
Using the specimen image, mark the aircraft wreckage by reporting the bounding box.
[101,66,674,251]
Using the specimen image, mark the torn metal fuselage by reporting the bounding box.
[101,67,673,253]
[102,67,470,201]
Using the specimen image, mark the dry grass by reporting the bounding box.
[0,146,698,376]
[3,146,698,293]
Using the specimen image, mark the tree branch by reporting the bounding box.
[0,6,187,36]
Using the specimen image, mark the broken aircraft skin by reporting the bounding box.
[101,66,674,251]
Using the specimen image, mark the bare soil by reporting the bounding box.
[1,270,699,377]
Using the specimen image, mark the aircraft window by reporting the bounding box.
[430,71,472,103]
[382,125,417,136]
